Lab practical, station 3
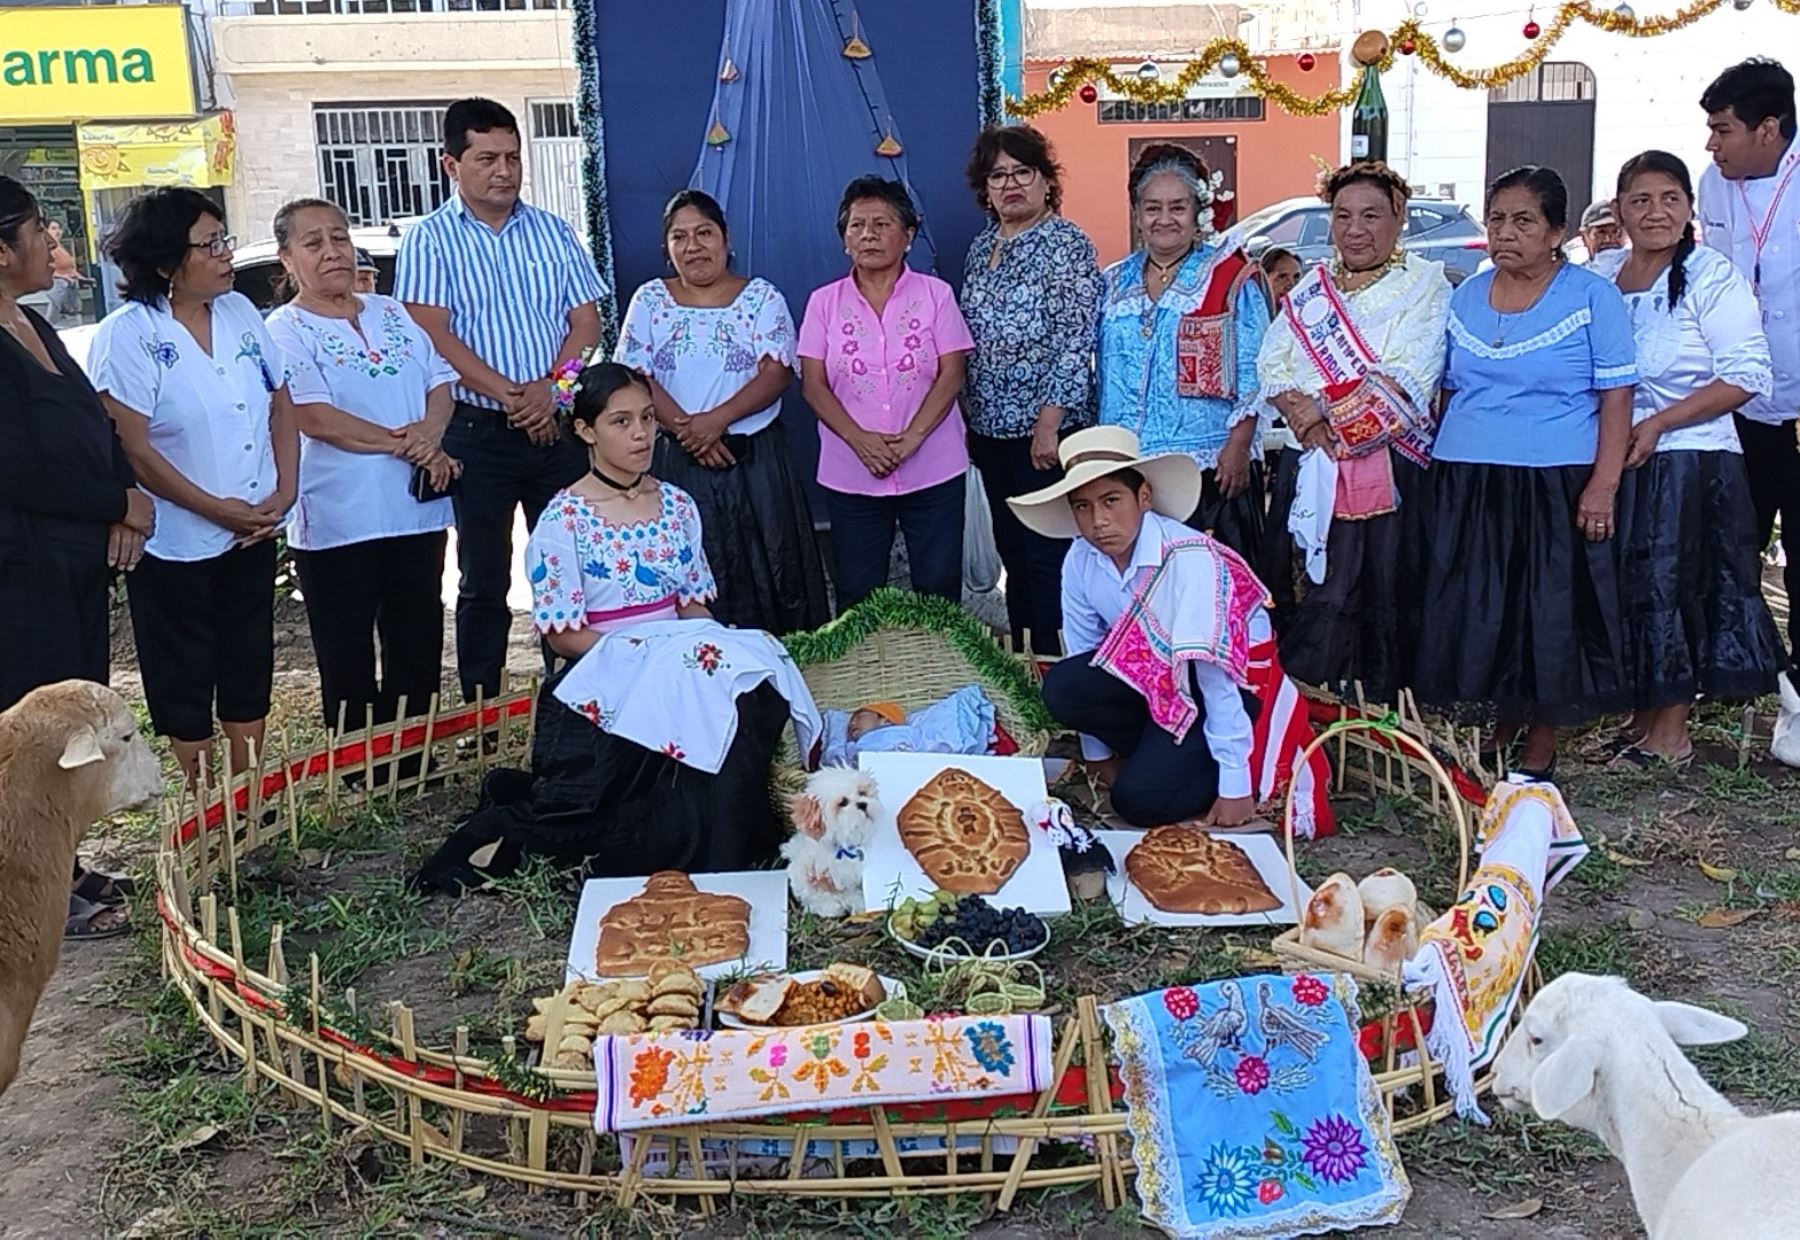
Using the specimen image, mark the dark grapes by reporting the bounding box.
[910,895,1046,956]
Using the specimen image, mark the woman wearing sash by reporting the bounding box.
[1097,144,1274,578]
[1259,162,1453,701]
[1594,150,1782,767]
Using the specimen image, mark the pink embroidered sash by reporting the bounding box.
[1091,535,1268,743]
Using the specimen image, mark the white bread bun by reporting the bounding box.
[1357,868,1418,925]
[1363,906,1419,973]
[1300,873,1365,961]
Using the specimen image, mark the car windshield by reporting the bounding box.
[1237,203,1291,238]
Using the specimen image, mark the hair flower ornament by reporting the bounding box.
[551,357,585,414]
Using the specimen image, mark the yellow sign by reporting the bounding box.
[78,113,235,190]
[0,6,195,123]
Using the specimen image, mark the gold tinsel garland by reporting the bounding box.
[1007,0,1800,119]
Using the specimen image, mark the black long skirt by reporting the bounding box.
[1264,448,1429,703]
[1614,449,1782,709]
[1413,462,1628,726]
[1188,460,1274,587]
[0,541,110,712]
[410,671,790,893]
[653,424,830,635]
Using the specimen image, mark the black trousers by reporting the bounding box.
[442,403,586,701]
[969,432,1068,655]
[1736,415,1800,671]
[1040,652,1222,828]
[824,475,964,611]
[293,530,447,733]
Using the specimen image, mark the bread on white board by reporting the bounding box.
[1300,872,1365,961]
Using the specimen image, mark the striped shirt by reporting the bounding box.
[394,194,606,410]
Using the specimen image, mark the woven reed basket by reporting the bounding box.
[1269,716,1538,1135]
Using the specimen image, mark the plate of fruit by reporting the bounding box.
[888,891,1050,963]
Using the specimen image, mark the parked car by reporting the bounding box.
[1238,195,1488,285]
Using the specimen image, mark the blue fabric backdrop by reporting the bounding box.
[578,0,999,506]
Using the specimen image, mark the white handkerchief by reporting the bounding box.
[1288,448,1337,585]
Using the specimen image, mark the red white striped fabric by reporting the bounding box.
[1247,639,1336,839]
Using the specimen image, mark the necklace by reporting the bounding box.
[1141,246,1193,338]
[1490,264,1558,347]
[1330,248,1405,289]
[590,465,646,501]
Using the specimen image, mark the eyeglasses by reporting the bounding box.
[985,166,1040,189]
[189,234,236,258]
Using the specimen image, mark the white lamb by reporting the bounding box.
[1492,972,1800,1240]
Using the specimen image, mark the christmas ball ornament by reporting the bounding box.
[1220,52,1242,78]
[1733,0,1753,9]
[1613,2,1634,19]
[1351,30,1391,67]
[1399,38,1417,54]
[1523,18,1541,36]
[1443,25,1467,51]
[1048,67,1067,88]
[1298,51,1317,71]
[1079,82,1098,104]
[1137,60,1160,81]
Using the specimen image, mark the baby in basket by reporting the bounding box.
[822,684,998,767]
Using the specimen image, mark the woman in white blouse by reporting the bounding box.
[1596,151,1784,767]
[90,188,299,782]
[614,190,829,634]
[266,198,461,741]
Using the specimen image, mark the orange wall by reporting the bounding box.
[1024,57,1340,265]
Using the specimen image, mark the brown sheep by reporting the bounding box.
[0,681,162,1097]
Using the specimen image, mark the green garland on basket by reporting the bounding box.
[782,588,1055,735]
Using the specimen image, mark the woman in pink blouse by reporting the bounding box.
[799,176,975,608]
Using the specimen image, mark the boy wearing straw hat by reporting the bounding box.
[1011,427,1333,837]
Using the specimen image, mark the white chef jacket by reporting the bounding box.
[1060,510,1257,800]
[268,295,458,551]
[87,291,283,562]
[1698,139,1800,425]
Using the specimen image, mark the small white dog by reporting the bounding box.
[783,767,884,918]
[1772,670,1800,769]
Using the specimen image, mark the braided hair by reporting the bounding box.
[1615,149,1697,311]
[1129,142,1210,208]
[1320,160,1413,211]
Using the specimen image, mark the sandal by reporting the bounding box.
[65,894,131,940]
[72,866,137,907]
[1610,744,1694,772]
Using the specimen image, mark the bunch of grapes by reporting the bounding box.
[912,895,1047,957]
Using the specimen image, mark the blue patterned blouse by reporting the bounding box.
[959,215,1105,439]
[1097,244,1271,469]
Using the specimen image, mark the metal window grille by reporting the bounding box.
[314,104,452,226]
[1488,62,1597,104]
[1097,97,1265,124]
[526,100,585,229]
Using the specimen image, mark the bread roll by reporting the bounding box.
[1300,872,1365,960]
[1357,868,1418,925]
[1363,905,1418,972]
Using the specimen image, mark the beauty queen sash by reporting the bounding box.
[1283,268,1429,519]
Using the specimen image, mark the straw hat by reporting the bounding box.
[1006,426,1202,541]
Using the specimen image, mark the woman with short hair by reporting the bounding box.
[959,124,1104,652]
[798,176,974,608]
[0,175,152,938]
[1413,166,1637,777]
[265,197,461,739]
[1259,162,1453,702]
[1096,143,1274,577]
[1596,150,1783,766]
[88,187,300,782]
[615,189,829,634]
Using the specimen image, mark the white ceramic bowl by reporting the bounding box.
[714,971,908,1030]
[886,914,1050,966]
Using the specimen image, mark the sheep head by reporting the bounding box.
[1492,973,1748,1131]
[1,680,163,847]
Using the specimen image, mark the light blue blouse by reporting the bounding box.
[1096,246,1270,469]
[1435,263,1638,468]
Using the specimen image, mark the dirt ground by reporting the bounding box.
[2,582,1795,1240]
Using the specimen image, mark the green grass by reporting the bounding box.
[1536,923,1646,983]
[1398,1109,1609,1198]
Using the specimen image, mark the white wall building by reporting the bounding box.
[207,0,587,244]
[1350,0,1799,218]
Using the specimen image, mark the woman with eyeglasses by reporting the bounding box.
[88,188,300,783]
[958,125,1104,653]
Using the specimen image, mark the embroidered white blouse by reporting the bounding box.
[527,482,717,634]
[1060,511,1259,799]
[1590,246,1774,453]
[268,295,459,550]
[87,291,283,563]
[1256,254,1453,416]
[613,277,796,438]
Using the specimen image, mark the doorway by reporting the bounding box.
[1126,135,1240,244]
[1486,63,1597,222]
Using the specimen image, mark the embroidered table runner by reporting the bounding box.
[593,1015,1055,1133]
[1403,776,1588,1120]
[1104,974,1409,1238]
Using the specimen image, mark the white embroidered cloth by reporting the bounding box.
[1287,449,1337,585]
[552,619,822,774]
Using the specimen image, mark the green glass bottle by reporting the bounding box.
[1351,65,1389,163]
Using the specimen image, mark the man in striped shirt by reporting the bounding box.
[397,97,606,702]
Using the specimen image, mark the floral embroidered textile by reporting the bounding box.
[1104,974,1409,1238]
[592,1015,1054,1133]
[1402,776,1588,1120]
